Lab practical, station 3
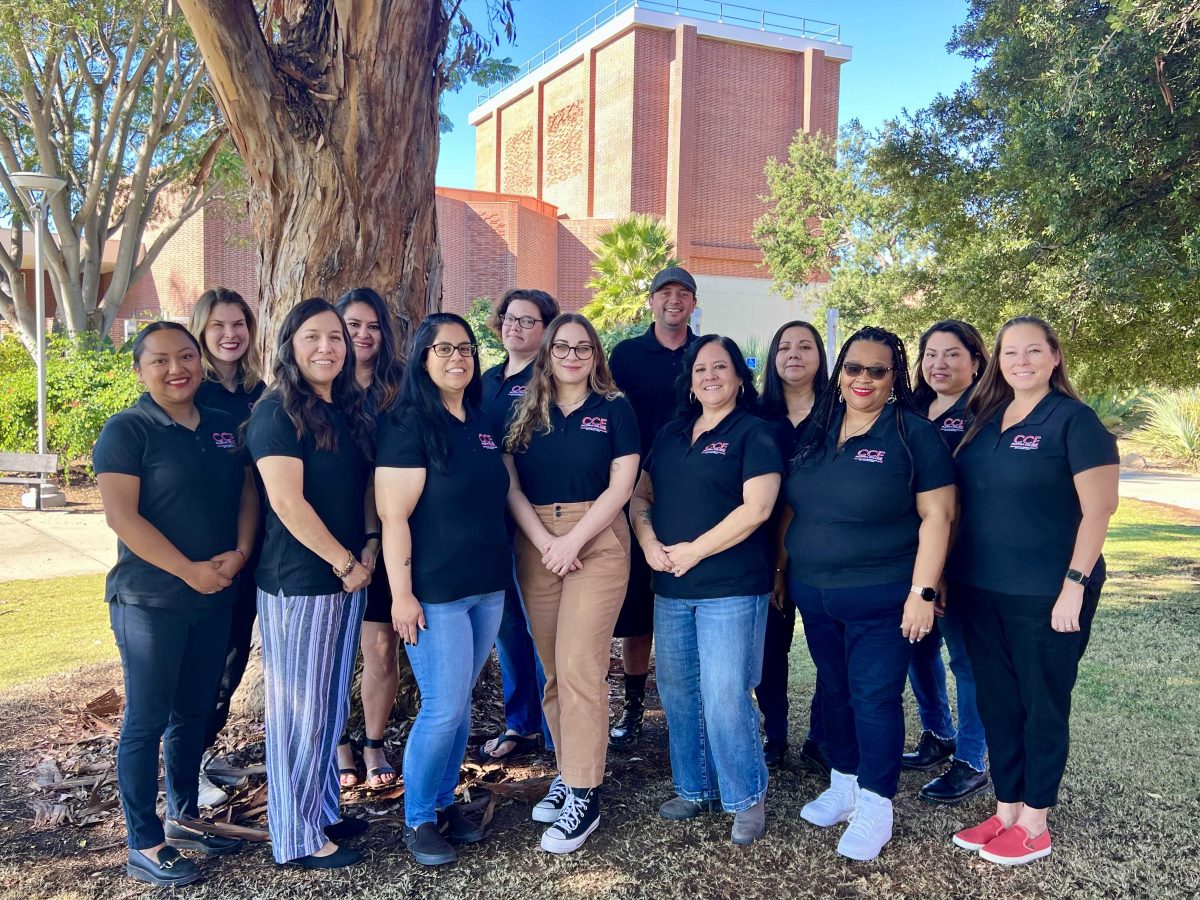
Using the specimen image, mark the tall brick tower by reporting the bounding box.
[465,0,850,342]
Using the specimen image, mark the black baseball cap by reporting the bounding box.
[648,266,697,296]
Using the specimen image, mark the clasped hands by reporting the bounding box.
[643,539,700,578]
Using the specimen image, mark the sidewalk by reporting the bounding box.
[0,509,114,582]
[1119,470,1200,512]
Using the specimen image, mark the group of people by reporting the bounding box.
[94,267,1118,887]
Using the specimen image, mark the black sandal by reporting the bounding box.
[337,737,360,789]
[362,736,397,788]
[475,729,543,763]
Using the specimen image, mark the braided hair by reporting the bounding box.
[795,325,920,489]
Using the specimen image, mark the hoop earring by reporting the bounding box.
[886,390,896,404]
[688,390,697,404]
[738,384,745,398]
[837,391,844,404]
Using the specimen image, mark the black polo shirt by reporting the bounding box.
[948,390,1118,597]
[609,324,698,455]
[510,392,640,505]
[195,377,265,429]
[376,403,510,605]
[481,357,534,436]
[93,393,248,609]
[785,405,955,589]
[645,408,783,599]
[246,393,369,596]
[919,386,974,454]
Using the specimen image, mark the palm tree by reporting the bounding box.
[583,215,681,329]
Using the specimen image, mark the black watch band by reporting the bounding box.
[1065,568,1090,587]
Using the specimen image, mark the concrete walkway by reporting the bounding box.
[0,509,114,582]
[1119,470,1200,512]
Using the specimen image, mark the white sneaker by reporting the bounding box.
[532,775,570,823]
[197,768,229,809]
[836,788,893,860]
[800,769,858,827]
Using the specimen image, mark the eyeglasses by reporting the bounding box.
[550,342,595,360]
[428,342,477,358]
[502,314,540,330]
[842,362,894,379]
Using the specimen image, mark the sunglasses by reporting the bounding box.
[842,362,894,380]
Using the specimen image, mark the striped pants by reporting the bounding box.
[258,588,365,863]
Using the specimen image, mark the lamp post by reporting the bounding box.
[10,171,68,509]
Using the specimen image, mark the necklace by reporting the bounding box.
[839,411,881,445]
[556,393,588,414]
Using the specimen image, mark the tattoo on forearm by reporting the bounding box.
[611,460,621,472]
[638,508,651,525]
[403,557,411,567]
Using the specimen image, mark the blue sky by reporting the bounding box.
[435,0,980,188]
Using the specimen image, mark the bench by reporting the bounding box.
[0,451,60,510]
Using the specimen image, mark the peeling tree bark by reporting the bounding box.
[177,0,448,347]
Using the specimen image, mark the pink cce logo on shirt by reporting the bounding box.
[702,442,729,455]
[941,417,965,433]
[509,384,527,397]
[581,416,608,433]
[854,448,886,463]
[1010,434,1041,450]
[213,432,236,449]
[478,433,498,450]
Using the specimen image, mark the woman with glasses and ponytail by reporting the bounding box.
[504,313,640,854]
[784,326,956,861]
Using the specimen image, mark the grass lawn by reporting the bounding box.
[0,574,112,688]
[0,498,1196,898]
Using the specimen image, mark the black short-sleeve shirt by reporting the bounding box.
[93,394,248,609]
[195,377,265,429]
[609,325,698,456]
[948,391,1119,597]
[510,392,641,505]
[785,405,956,589]
[645,409,783,599]
[246,393,369,596]
[919,386,974,454]
[481,357,534,436]
[376,403,511,605]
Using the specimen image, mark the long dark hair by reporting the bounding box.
[910,319,988,410]
[336,287,405,415]
[959,315,1081,452]
[672,334,759,423]
[263,297,374,456]
[758,320,829,419]
[398,313,483,474]
[796,326,919,487]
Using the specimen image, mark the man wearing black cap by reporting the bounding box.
[606,266,699,749]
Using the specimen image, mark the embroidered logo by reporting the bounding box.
[702,442,729,455]
[854,448,886,463]
[508,384,527,397]
[580,416,608,433]
[213,432,236,450]
[941,417,965,433]
[478,433,497,450]
[1010,434,1041,451]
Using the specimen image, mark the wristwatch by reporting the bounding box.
[910,585,939,603]
[1065,568,1090,587]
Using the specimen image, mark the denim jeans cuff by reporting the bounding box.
[674,785,721,804]
[720,785,767,814]
[953,753,987,773]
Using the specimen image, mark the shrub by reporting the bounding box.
[0,333,141,471]
[465,297,506,372]
[1086,390,1145,435]
[1130,388,1200,469]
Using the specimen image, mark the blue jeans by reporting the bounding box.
[654,593,769,812]
[792,577,913,799]
[110,599,232,849]
[939,599,987,770]
[402,591,504,827]
[907,620,955,739]
[495,576,552,748]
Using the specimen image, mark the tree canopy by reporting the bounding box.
[582,215,680,330]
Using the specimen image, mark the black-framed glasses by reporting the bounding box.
[843,362,894,379]
[428,342,477,358]
[550,341,595,360]
[502,314,540,330]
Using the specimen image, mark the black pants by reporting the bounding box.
[755,600,795,745]
[203,572,258,748]
[110,598,232,848]
[956,580,1100,809]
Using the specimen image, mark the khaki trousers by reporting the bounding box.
[515,501,630,787]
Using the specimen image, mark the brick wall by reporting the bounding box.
[542,60,588,218]
[499,92,538,197]
[631,28,672,218]
[557,218,613,311]
[592,32,636,218]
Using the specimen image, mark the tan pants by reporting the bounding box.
[516,501,630,788]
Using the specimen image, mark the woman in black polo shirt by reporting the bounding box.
[785,326,955,861]
[187,288,265,803]
[246,298,376,869]
[948,316,1118,866]
[901,320,992,804]
[755,320,829,773]
[376,313,510,866]
[96,322,258,887]
[630,335,782,844]
[504,312,640,854]
[333,287,405,790]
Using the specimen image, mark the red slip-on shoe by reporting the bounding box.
[952,815,1009,851]
[979,824,1052,865]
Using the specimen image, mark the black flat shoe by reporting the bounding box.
[438,804,485,844]
[901,730,957,771]
[164,821,244,856]
[324,816,370,840]
[919,759,991,805]
[404,822,456,866]
[126,846,202,887]
[763,739,789,770]
[285,845,363,869]
[799,738,831,777]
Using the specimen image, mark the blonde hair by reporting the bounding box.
[188,287,263,391]
[505,313,621,452]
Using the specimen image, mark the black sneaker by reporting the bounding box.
[403,822,457,866]
[763,739,789,770]
[799,738,831,777]
[901,730,957,771]
[540,788,600,854]
[164,821,244,856]
[126,846,201,887]
[324,816,369,840]
[918,759,991,805]
[532,775,570,823]
[608,698,645,750]
[438,803,485,844]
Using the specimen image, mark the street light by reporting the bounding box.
[10,171,68,509]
